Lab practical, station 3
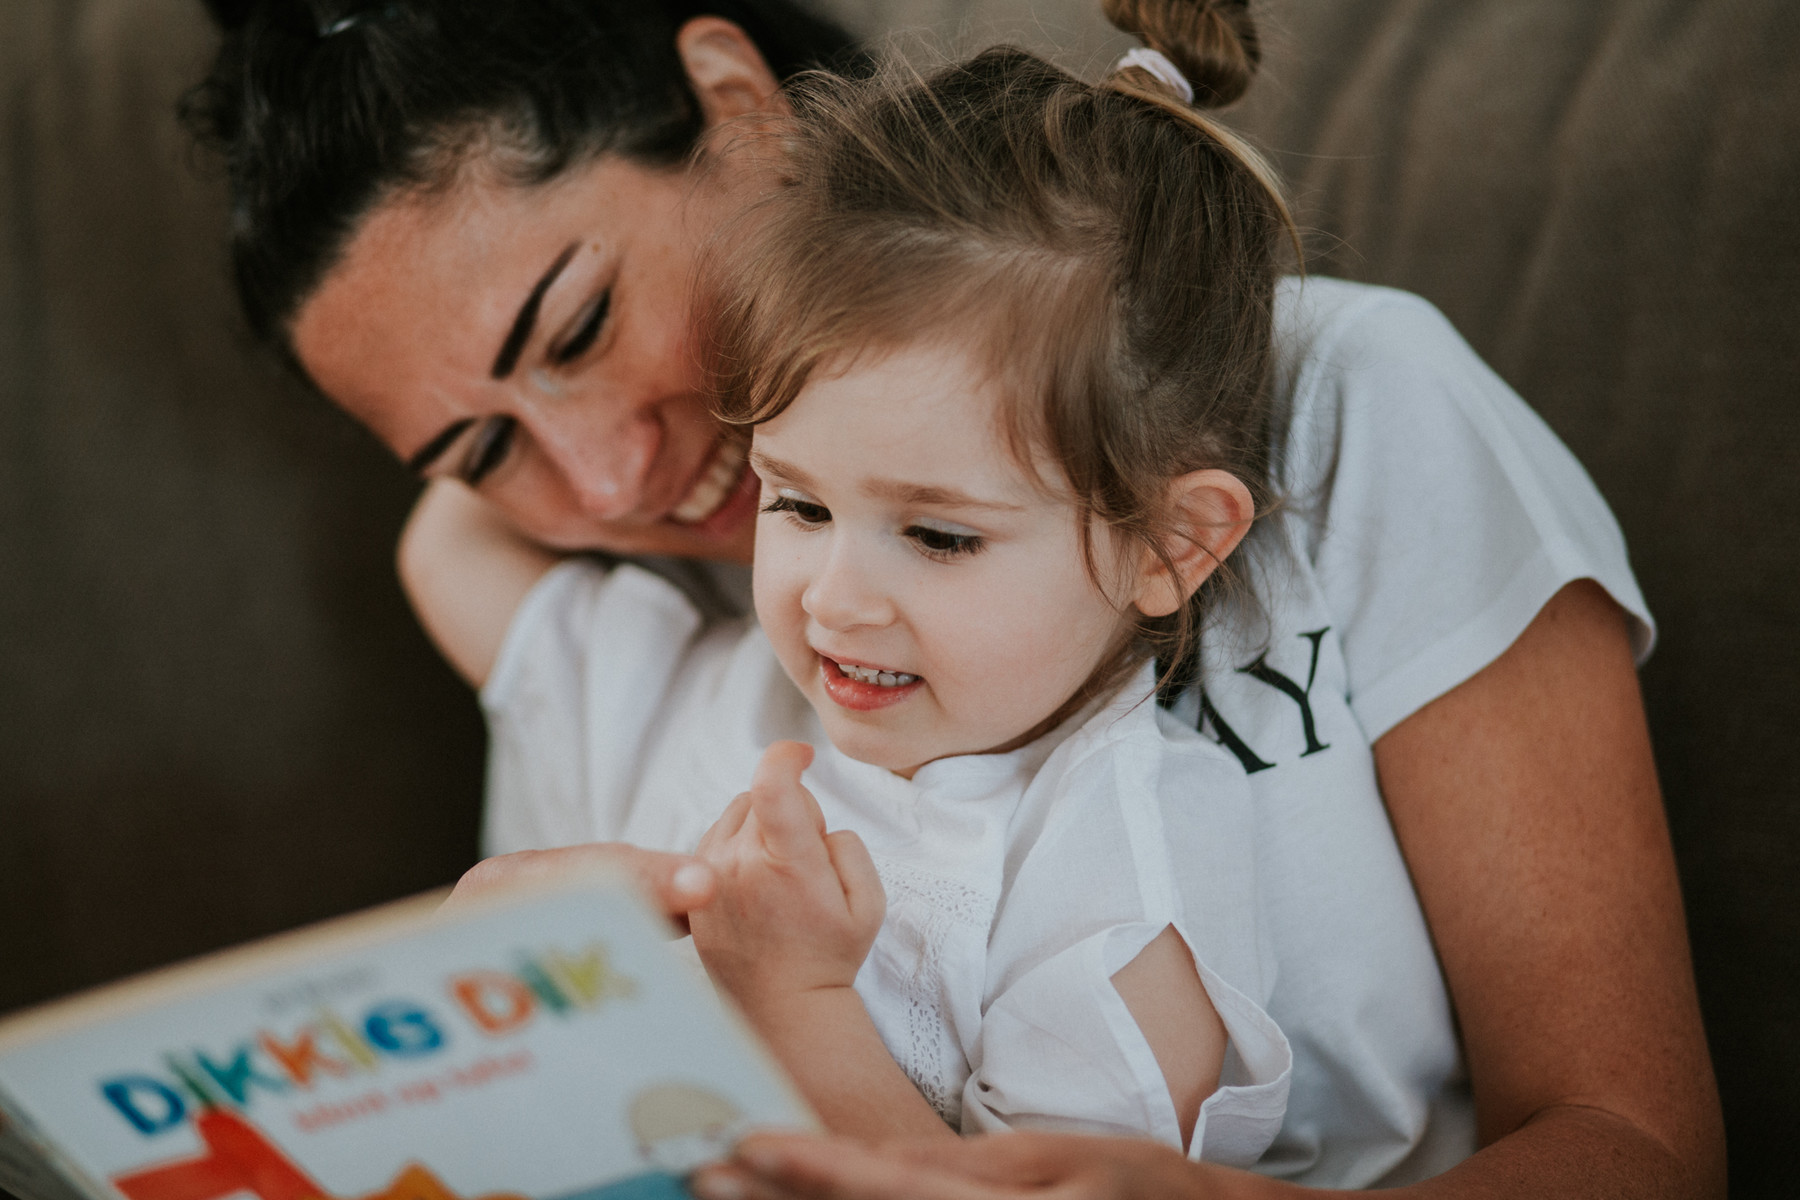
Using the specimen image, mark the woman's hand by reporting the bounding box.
[440,842,716,933]
[398,478,562,689]
[689,1132,1265,1200]
[689,741,885,1009]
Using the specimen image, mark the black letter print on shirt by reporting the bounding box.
[1238,628,1332,757]
[1196,628,1333,771]
[1197,690,1277,774]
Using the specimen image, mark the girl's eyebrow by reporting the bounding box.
[870,480,1025,512]
[750,450,1023,512]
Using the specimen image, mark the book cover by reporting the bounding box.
[0,881,812,1200]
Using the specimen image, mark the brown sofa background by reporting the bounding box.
[2,1,1794,1194]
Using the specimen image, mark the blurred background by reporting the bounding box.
[2,0,1796,1194]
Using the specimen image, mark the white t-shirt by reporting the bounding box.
[481,278,1653,1188]
[486,563,1293,1163]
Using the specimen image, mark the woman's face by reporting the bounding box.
[292,151,762,561]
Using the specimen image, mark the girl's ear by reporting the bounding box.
[1132,470,1256,619]
[676,17,792,128]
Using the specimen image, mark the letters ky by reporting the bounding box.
[1197,629,1332,774]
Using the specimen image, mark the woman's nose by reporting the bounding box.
[529,405,658,522]
[802,542,895,631]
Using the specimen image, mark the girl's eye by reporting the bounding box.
[462,416,518,485]
[763,494,831,527]
[906,524,984,559]
[552,291,610,364]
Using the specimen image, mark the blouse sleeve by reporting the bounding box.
[1273,280,1655,740]
[478,559,702,857]
[960,722,1291,1165]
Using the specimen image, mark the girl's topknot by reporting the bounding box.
[1103,0,1261,108]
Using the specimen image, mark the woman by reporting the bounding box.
[187,1,1722,1195]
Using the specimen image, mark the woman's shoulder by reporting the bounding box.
[1272,276,1458,364]
[1269,276,1493,434]
[1035,675,1257,822]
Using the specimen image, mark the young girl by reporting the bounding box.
[454,10,1295,1166]
[665,28,1302,1158]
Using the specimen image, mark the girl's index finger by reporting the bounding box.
[748,741,830,862]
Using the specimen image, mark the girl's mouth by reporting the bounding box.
[819,656,924,711]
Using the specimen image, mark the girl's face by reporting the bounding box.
[292,153,762,562]
[751,342,1150,778]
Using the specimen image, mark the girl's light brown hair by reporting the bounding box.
[702,0,1293,695]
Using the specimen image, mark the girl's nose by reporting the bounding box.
[802,543,895,632]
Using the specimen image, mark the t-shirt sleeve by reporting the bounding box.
[960,730,1290,1165]
[1277,282,1655,741]
[478,558,703,857]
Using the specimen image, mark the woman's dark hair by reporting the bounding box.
[183,1,861,342]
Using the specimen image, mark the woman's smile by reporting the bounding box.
[670,439,759,534]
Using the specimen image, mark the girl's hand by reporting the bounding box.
[689,742,886,1011]
[690,1132,1261,1200]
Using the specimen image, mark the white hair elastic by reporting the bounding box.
[1114,47,1195,105]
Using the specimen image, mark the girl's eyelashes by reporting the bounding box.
[551,291,610,364]
[906,523,985,559]
[462,416,518,485]
[762,493,986,559]
[762,493,831,527]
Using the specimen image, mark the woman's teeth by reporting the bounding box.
[670,440,748,525]
[836,662,919,687]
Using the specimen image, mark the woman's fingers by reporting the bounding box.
[705,1135,1013,1200]
[709,1132,1215,1200]
[439,844,715,922]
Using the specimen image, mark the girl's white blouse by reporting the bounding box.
[484,560,1291,1164]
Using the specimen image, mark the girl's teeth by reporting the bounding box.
[837,662,918,687]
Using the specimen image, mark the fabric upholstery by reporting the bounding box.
[0,0,485,1014]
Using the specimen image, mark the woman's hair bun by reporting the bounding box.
[198,0,260,31]
[1102,0,1261,107]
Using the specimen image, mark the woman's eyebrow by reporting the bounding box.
[490,241,580,380]
[406,417,476,474]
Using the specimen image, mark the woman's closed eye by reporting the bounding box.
[763,493,831,527]
[461,416,518,485]
[551,291,610,365]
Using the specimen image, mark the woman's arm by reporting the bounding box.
[1368,578,1724,1197]
[691,581,1724,1200]
[396,478,562,687]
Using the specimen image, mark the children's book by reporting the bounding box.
[0,879,814,1200]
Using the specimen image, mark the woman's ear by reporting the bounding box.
[1132,470,1256,618]
[676,17,791,128]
